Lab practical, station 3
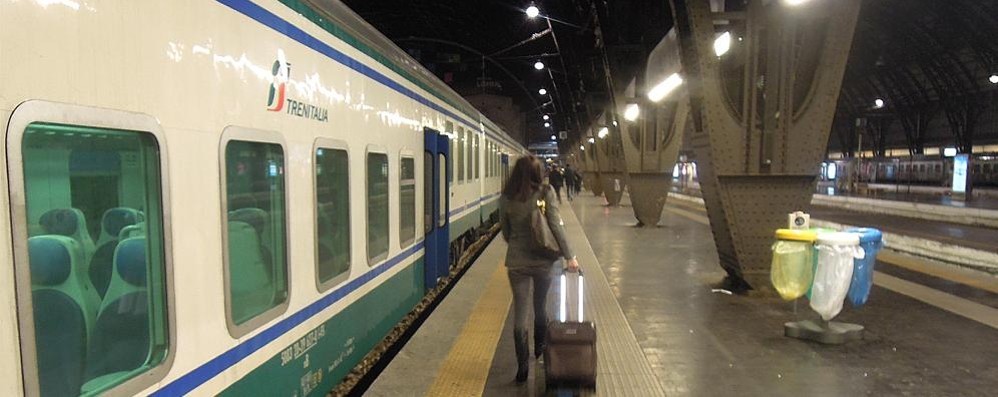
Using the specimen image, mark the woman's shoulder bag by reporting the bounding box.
[530,185,563,260]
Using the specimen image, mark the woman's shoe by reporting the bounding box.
[515,366,528,383]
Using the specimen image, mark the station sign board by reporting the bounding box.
[952,154,969,198]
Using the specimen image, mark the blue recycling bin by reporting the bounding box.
[845,227,883,307]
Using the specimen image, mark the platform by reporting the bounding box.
[365,193,998,396]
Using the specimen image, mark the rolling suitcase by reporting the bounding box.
[544,270,597,387]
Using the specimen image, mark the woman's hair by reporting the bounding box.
[503,155,544,202]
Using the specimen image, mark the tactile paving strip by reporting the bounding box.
[558,204,668,396]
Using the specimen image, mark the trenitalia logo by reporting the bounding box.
[266,50,329,122]
[266,51,289,112]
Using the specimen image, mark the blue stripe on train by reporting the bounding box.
[151,242,424,396]
[153,0,509,392]
[213,0,517,149]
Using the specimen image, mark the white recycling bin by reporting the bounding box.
[809,232,864,321]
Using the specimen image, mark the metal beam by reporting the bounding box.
[669,0,861,290]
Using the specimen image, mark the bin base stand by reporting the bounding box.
[784,319,863,345]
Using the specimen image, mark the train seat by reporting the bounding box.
[227,220,277,323]
[39,208,97,266]
[118,222,146,240]
[90,208,142,299]
[96,207,141,247]
[28,235,97,397]
[83,237,150,392]
[229,207,274,266]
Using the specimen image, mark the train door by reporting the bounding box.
[500,153,509,189]
[423,128,450,290]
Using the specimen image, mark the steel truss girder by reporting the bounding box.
[669,0,861,287]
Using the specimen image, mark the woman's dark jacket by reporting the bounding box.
[500,186,575,268]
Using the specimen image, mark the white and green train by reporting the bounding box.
[0,1,524,396]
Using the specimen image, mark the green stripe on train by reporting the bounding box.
[218,257,425,397]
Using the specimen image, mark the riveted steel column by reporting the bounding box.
[669,0,861,288]
[621,98,690,226]
[594,116,629,206]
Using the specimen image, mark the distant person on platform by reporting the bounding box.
[563,164,577,201]
[549,166,565,203]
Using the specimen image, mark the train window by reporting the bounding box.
[458,127,466,183]
[935,164,941,173]
[223,139,289,329]
[424,152,433,235]
[400,156,416,246]
[19,122,170,396]
[367,152,390,263]
[474,133,480,180]
[985,164,993,173]
[974,164,981,174]
[438,153,447,228]
[315,146,350,289]
[446,121,454,183]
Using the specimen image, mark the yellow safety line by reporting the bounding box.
[426,264,512,397]
[876,250,998,295]
[873,272,998,330]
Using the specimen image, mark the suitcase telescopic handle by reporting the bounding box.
[559,270,584,323]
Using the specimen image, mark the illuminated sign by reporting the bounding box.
[952,154,969,194]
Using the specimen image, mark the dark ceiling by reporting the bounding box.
[341,0,998,155]
[341,0,672,146]
[833,0,998,156]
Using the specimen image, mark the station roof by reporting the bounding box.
[834,0,998,154]
[341,0,672,146]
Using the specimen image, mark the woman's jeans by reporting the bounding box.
[507,265,553,368]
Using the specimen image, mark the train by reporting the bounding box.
[0,1,525,396]
[822,155,998,187]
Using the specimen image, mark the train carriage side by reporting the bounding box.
[0,1,523,397]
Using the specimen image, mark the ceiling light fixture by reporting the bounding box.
[714,32,732,57]
[624,103,641,121]
[597,127,609,139]
[648,73,684,102]
[526,5,540,18]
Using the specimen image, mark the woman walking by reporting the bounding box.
[500,155,580,383]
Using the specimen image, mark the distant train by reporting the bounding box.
[822,155,998,187]
[0,1,523,396]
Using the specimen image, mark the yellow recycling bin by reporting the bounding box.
[771,229,818,301]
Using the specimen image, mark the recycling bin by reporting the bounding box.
[845,227,884,307]
[810,232,864,321]
[771,229,818,301]
[805,228,835,299]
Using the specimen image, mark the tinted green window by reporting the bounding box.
[474,133,480,180]
[400,157,416,245]
[316,148,350,286]
[367,153,390,262]
[446,122,455,183]
[225,140,288,325]
[439,153,447,227]
[423,152,433,235]
[458,127,466,182]
[21,122,169,396]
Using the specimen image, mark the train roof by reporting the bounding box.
[295,0,525,153]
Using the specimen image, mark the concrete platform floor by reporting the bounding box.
[571,193,998,396]
[366,192,998,396]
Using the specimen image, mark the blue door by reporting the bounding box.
[424,128,450,290]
